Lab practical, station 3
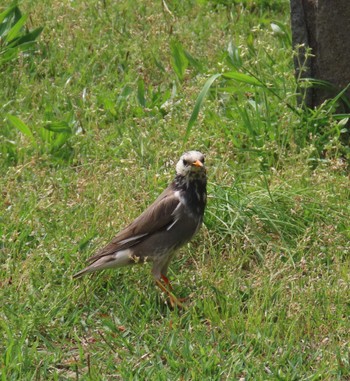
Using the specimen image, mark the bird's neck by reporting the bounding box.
[173,174,207,216]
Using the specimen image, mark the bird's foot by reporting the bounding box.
[167,293,185,309]
[155,279,184,309]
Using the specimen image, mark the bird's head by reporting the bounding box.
[176,151,206,178]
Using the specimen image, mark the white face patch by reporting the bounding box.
[175,151,205,176]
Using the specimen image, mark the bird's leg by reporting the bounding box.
[163,275,189,303]
[161,274,173,290]
[161,274,188,304]
[155,277,184,309]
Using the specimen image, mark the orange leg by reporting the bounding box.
[155,277,184,309]
[161,274,173,290]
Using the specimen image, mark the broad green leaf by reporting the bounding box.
[10,26,43,47]
[171,41,188,82]
[0,47,19,65]
[51,132,71,149]
[222,71,263,86]
[0,5,17,25]
[7,40,35,51]
[44,121,72,134]
[38,125,51,143]
[5,14,28,43]
[185,73,222,140]
[6,114,34,140]
[137,79,146,107]
[183,49,203,72]
[332,113,350,121]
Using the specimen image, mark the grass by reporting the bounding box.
[1,0,349,380]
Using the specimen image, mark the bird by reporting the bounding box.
[73,151,207,308]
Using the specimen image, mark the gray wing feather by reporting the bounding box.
[87,186,180,263]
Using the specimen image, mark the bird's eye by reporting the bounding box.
[201,157,205,164]
[183,159,188,166]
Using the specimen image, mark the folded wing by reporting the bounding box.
[86,186,180,263]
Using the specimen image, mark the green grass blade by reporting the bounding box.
[10,26,43,47]
[6,114,35,141]
[183,49,203,72]
[170,41,188,82]
[226,41,242,68]
[137,79,146,107]
[185,73,222,140]
[0,47,19,65]
[222,71,263,86]
[0,5,17,25]
[44,121,72,134]
[5,14,28,43]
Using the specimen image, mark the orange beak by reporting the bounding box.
[192,160,203,167]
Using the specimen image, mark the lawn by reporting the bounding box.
[1,1,349,380]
